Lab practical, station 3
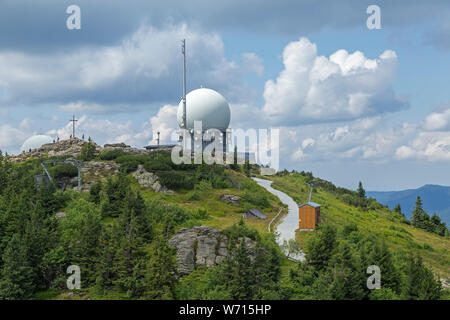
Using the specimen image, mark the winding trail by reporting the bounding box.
[253,177,305,262]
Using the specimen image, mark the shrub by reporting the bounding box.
[186,190,201,201]
[195,180,213,192]
[242,191,270,208]
[80,142,97,161]
[99,149,128,160]
[50,165,78,179]
[118,160,140,173]
[143,160,172,172]
[158,171,195,190]
[192,209,209,220]
[115,154,148,164]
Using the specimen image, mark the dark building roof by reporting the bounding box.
[244,208,267,219]
[144,144,176,150]
[299,202,321,208]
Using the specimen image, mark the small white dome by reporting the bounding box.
[177,88,230,131]
[20,135,53,152]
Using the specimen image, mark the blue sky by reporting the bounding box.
[0,0,449,191]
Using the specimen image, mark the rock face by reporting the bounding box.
[9,138,150,162]
[80,161,120,191]
[169,226,257,275]
[45,138,102,158]
[221,194,241,206]
[131,164,173,193]
[103,143,149,155]
[9,138,101,162]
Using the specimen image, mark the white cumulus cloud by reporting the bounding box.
[261,37,407,126]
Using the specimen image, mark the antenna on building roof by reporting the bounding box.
[181,39,187,129]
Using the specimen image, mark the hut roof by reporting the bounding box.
[246,208,267,219]
[299,202,321,208]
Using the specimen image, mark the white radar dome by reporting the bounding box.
[20,135,53,152]
[177,88,231,131]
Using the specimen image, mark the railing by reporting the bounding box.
[268,208,283,232]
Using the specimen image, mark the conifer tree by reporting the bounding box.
[88,181,102,204]
[412,196,425,228]
[230,146,239,171]
[357,181,366,198]
[0,234,35,299]
[222,238,254,299]
[145,237,177,299]
[402,255,442,300]
[95,226,116,293]
[306,224,337,271]
[244,160,251,177]
[24,204,50,291]
[393,204,404,217]
[328,242,366,300]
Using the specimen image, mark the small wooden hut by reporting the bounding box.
[298,202,321,230]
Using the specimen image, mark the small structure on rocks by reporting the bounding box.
[243,208,267,219]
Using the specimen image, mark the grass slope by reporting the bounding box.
[264,172,450,279]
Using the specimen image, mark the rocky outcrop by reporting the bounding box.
[9,138,101,162]
[221,194,241,206]
[43,138,101,158]
[9,138,150,162]
[169,226,257,275]
[131,164,173,193]
[103,143,149,155]
[80,161,120,191]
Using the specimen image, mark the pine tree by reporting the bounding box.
[328,242,366,300]
[393,204,404,217]
[402,255,442,300]
[230,146,239,171]
[222,238,254,299]
[306,224,337,271]
[0,150,9,195]
[114,208,143,294]
[95,226,116,293]
[357,181,366,198]
[88,181,102,204]
[360,239,400,295]
[412,196,425,228]
[24,204,51,291]
[244,160,251,177]
[0,234,35,299]
[145,237,177,299]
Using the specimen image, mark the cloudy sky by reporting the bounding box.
[0,0,449,191]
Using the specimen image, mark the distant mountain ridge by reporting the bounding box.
[367,184,450,224]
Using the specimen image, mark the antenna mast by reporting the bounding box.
[308,182,314,203]
[181,39,187,129]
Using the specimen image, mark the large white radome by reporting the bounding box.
[20,135,53,152]
[177,88,230,131]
